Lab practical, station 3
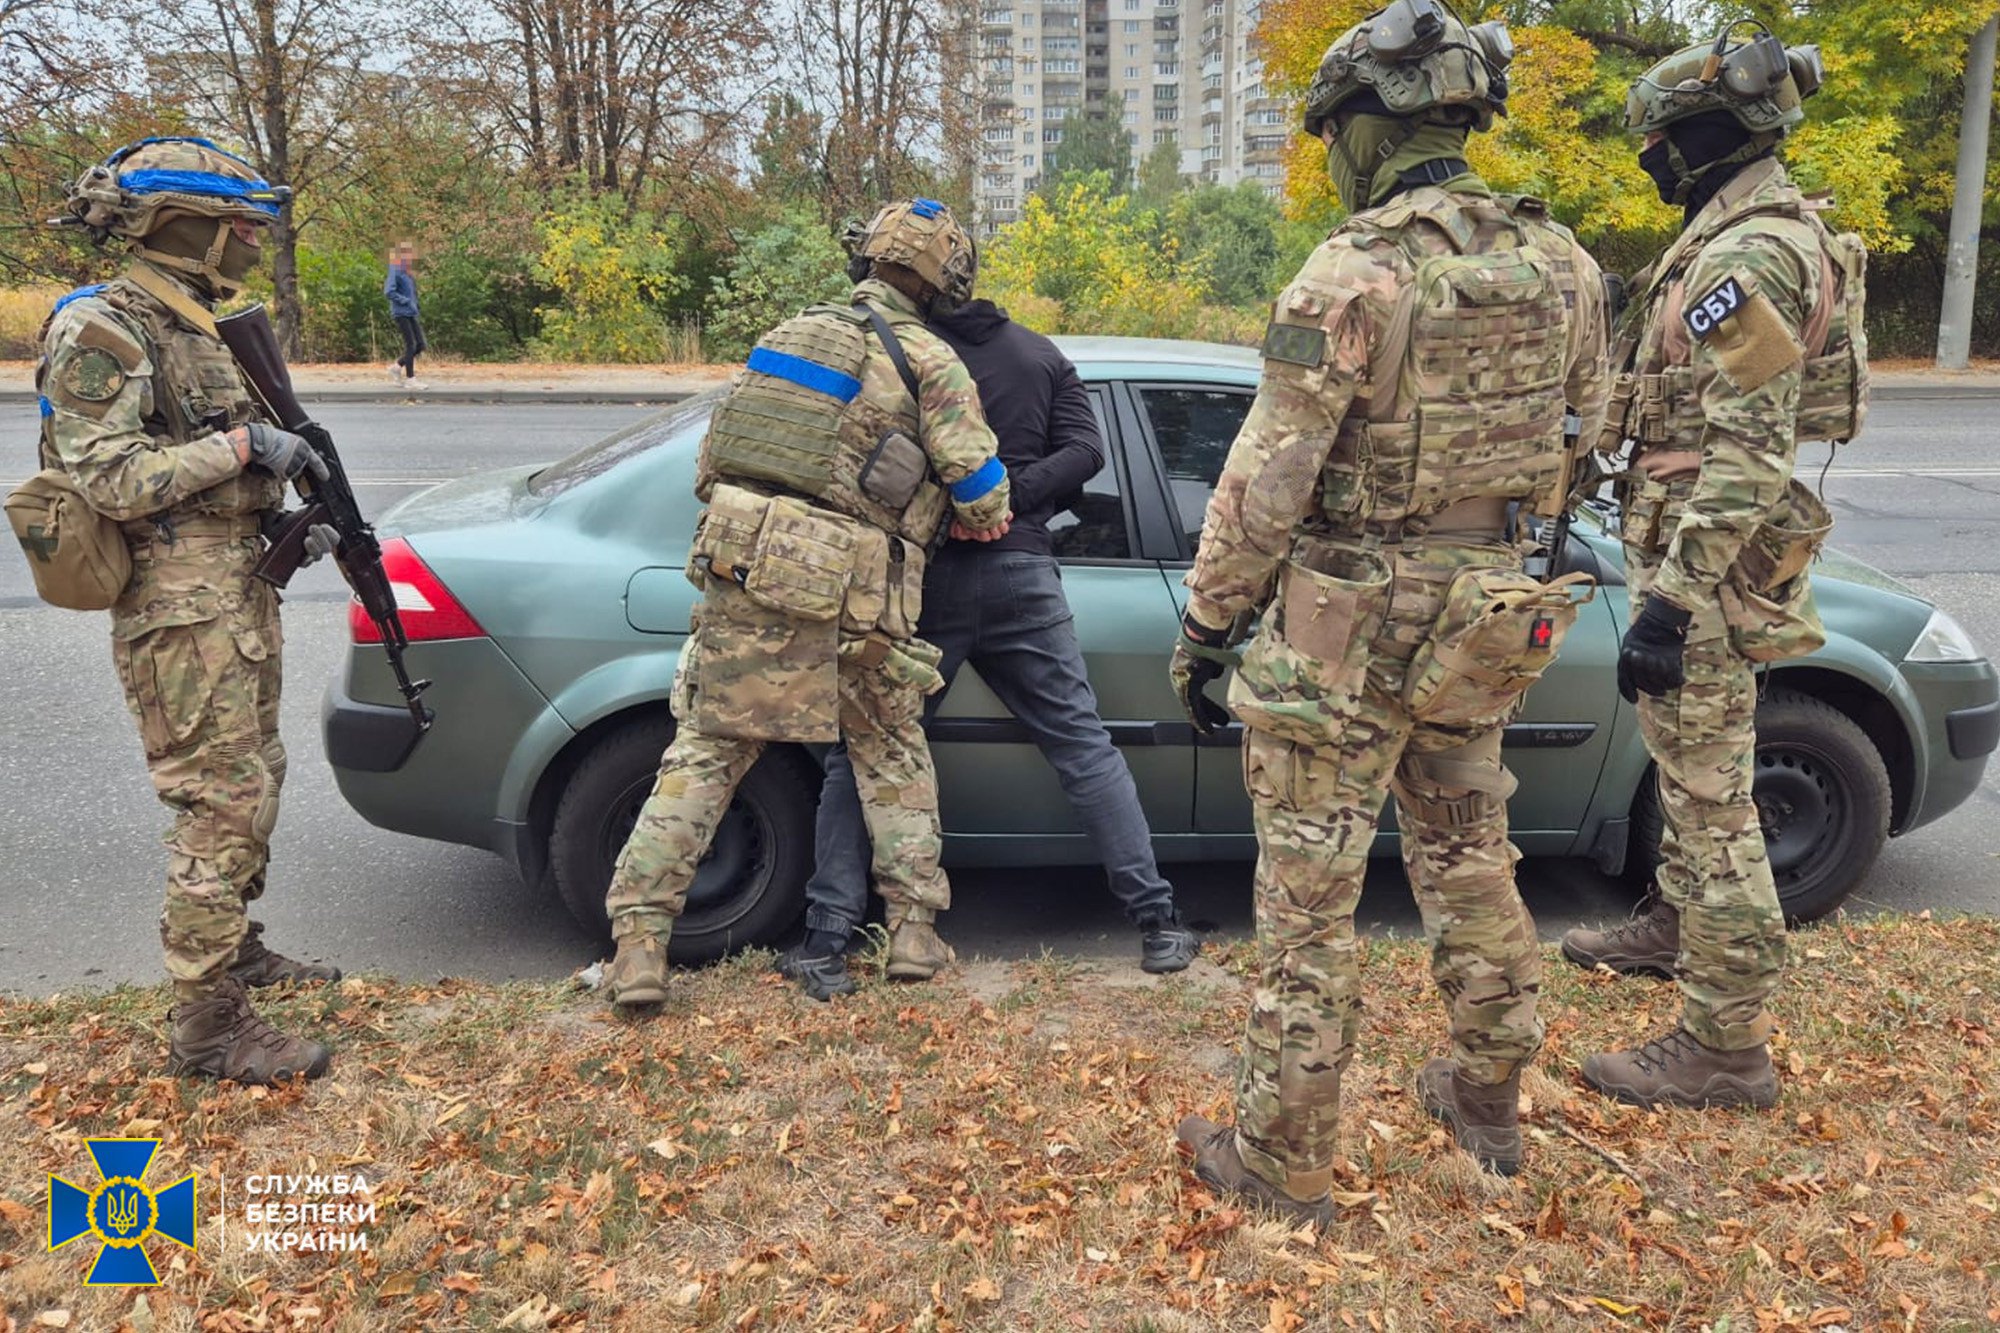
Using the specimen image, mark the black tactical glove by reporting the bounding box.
[243,422,329,482]
[1618,594,1694,703]
[1171,613,1237,737]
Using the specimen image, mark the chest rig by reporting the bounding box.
[37,268,283,528]
[701,301,949,548]
[1321,191,1573,534]
[1607,164,1867,457]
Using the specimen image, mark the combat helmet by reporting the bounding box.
[1302,0,1514,138]
[841,198,978,307]
[61,136,290,298]
[1626,22,1824,139]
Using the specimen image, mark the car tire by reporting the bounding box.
[1622,687,1892,925]
[548,716,817,963]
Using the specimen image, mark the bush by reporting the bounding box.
[0,285,64,359]
[704,212,850,361]
[532,194,689,363]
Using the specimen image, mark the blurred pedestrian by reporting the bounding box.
[384,241,426,389]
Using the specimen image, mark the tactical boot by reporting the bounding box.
[778,930,859,1002]
[1581,1026,1779,1109]
[1139,913,1201,974]
[1560,898,1679,976]
[229,920,342,987]
[168,979,331,1085]
[605,932,670,1009]
[1174,1116,1335,1226]
[885,908,954,981]
[1416,1058,1523,1176]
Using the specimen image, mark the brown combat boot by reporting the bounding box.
[1560,898,1679,976]
[168,978,331,1085]
[605,931,670,1009]
[1416,1058,1523,1176]
[1581,1026,1779,1109]
[1174,1115,1336,1226]
[885,906,954,982]
[229,920,342,987]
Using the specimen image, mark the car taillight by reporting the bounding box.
[347,537,487,643]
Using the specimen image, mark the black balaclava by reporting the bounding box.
[1639,108,1774,227]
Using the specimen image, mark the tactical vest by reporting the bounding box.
[1324,193,1573,528]
[701,302,949,547]
[1613,172,1867,453]
[36,272,282,535]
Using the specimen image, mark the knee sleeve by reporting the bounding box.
[1395,731,1516,826]
[252,736,286,841]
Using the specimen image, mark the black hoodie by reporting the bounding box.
[927,300,1105,556]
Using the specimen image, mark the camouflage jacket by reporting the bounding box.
[1184,180,1610,630]
[847,279,1009,533]
[1611,157,1842,610]
[35,263,277,533]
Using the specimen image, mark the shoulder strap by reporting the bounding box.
[126,263,219,339]
[857,303,922,404]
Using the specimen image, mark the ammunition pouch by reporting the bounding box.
[1403,567,1595,731]
[741,494,855,622]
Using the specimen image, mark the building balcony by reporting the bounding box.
[981,10,1013,26]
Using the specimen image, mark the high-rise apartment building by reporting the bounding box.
[974,0,1287,234]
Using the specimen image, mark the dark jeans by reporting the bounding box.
[395,315,426,375]
[806,547,1174,939]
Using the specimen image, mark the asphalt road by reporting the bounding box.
[2,397,1995,995]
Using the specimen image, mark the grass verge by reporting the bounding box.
[1,914,1995,1331]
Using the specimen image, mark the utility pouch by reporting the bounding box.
[688,483,769,588]
[1403,566,1595,730]
[741,494,856,622]
[1228,545,1392,748]
[1718,570,1825,663]
[879,633,946,696]
[879,538,927,639]
[6,467,132,610]
[859,430,930,512]
[1734,478,1832,594]
[843,524,890,633]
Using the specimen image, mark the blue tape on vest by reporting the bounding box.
[949,456,1007,503]
[910,198,945,219]
[746,347,862,403]
[39,395,53,418]
[51,284,107,317]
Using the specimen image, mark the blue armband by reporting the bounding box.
[949,456,1007,503]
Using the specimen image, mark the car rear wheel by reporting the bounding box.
[1623,687,1891,924]
[548,715,817,963]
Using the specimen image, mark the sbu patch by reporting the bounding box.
[1686,273,1802,393]
[1262,321,1326,368]
[1683,276,1746,341]
[60,347,126,403]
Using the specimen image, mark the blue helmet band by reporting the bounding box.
[116,169,287,216]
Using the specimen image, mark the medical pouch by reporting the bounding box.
[741,494,856,622]
[6,467,132,610]
[1403,567,1594,730]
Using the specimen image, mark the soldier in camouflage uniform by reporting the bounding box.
[601,200,1010,1008]
[1561,27,1865,1110]
[35,138,343,1085]
[1171,1,1610,1205]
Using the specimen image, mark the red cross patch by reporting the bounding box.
[1529,615,1554,650]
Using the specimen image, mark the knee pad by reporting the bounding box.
[251,737,286,842]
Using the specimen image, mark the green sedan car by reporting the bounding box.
[325,339,2000,961]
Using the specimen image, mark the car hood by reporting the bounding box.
[1812,545,1919,600]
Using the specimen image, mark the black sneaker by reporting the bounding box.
[777,938,859,1002]
[1139,914,1200,974]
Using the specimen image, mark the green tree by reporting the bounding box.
[532,189,689,362]
[705,210,850,360]
[1169,183,1282,307]
[1132,138,1186,216]
[752,92,828,212]
[1042,110,1134,196]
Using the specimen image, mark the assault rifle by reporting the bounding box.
[216,305,434,740]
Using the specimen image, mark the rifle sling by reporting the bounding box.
[126,263,219,339]
[858,303,922,404]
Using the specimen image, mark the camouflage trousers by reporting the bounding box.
[1629,558,1785,1051]
[1228,541,1544,1201]
[108,535,284,1000]
[604,629,950,945]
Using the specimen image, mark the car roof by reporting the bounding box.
[1050,336,1263,376]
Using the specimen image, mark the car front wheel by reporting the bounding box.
[548,715,817,963]
[1624,687,1892,925]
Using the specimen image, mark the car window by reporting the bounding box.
[1138,386,1253,551]
[1047,388,1134,560]
[527,387,727,497]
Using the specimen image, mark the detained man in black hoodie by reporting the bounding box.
[782,297,1201,1000]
